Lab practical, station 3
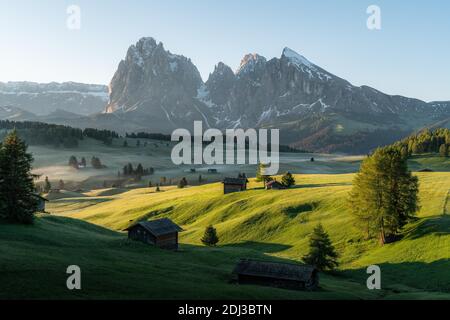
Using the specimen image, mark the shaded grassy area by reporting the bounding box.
[0,216,381,300]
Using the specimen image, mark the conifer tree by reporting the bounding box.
[68,155,79,169]
[281,171,296,188]
[303,224,338,271]
[178,177,188,188]
[201,225,219,246]
[0,130,38,224]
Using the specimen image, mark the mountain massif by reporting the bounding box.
[103,37,450,152]
[2,38,449,153]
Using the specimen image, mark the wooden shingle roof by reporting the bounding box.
[32,194,49,202]
[125,218,182,236]
[233,259,317,282]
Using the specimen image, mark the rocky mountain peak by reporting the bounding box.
[281,47,316,69]
[236,53,267,75]
[208,62,235,82]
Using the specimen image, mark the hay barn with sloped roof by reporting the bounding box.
[223,177,248,194]
[232,259,319,291]
[125,218,183,250]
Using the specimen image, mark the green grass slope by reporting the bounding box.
[41,171,450,299]
[0,215,381,300]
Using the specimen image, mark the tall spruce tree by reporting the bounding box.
[349,147,419,244]
[303,224,338,271]
[0,130,38,224]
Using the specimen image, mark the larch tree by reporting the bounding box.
[349,147,419,244]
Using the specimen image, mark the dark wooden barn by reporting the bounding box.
[125,218,183,250]
[265,180,286,190]
[32,194,49,213]
[223,177,248,194]
[232,259,319,291]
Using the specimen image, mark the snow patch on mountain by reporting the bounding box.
[282,47,332,81]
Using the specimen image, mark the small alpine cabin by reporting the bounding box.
[32,194,49,213]
[232,259,319,291]
[223,177,248,194]
[125,218,183,250]
[265,180,286,190]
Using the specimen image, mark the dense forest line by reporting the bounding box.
[391,128,450,157]
[0,120,119,148]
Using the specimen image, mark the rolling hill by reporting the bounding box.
[36,168,450,299]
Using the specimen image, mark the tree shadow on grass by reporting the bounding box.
[221,241,292,254]
[293,182,352,189]
[406,215,450,240]
[339,259,450,296]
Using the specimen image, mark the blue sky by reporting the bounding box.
[0,0,449,101]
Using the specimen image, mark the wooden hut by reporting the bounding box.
[232,259,319,291]
[32,194,49,212]
[223,177,248,194]
[265,180,286,190]
[125,218,183,250]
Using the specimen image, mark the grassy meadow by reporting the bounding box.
[1,163,449,299]
[1,140,449,300]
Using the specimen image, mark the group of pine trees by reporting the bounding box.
[83,128,119,145]
[0,120,83,148]
[121,163,154,180]
[68,156,104,169]
[392,128,450,158]
[256,163,296,188]
[0,120,122,148]
[125,132,171,141]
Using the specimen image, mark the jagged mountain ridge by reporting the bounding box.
[105,37,212,132]
[3,37,449,153]
[104,37,450,152]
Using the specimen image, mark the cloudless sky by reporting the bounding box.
[0,0,449,101]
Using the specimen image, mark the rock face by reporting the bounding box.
[0,82,108,116]
[105,38,450,152]
[2,37,448,153]
[106,37,211,132]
